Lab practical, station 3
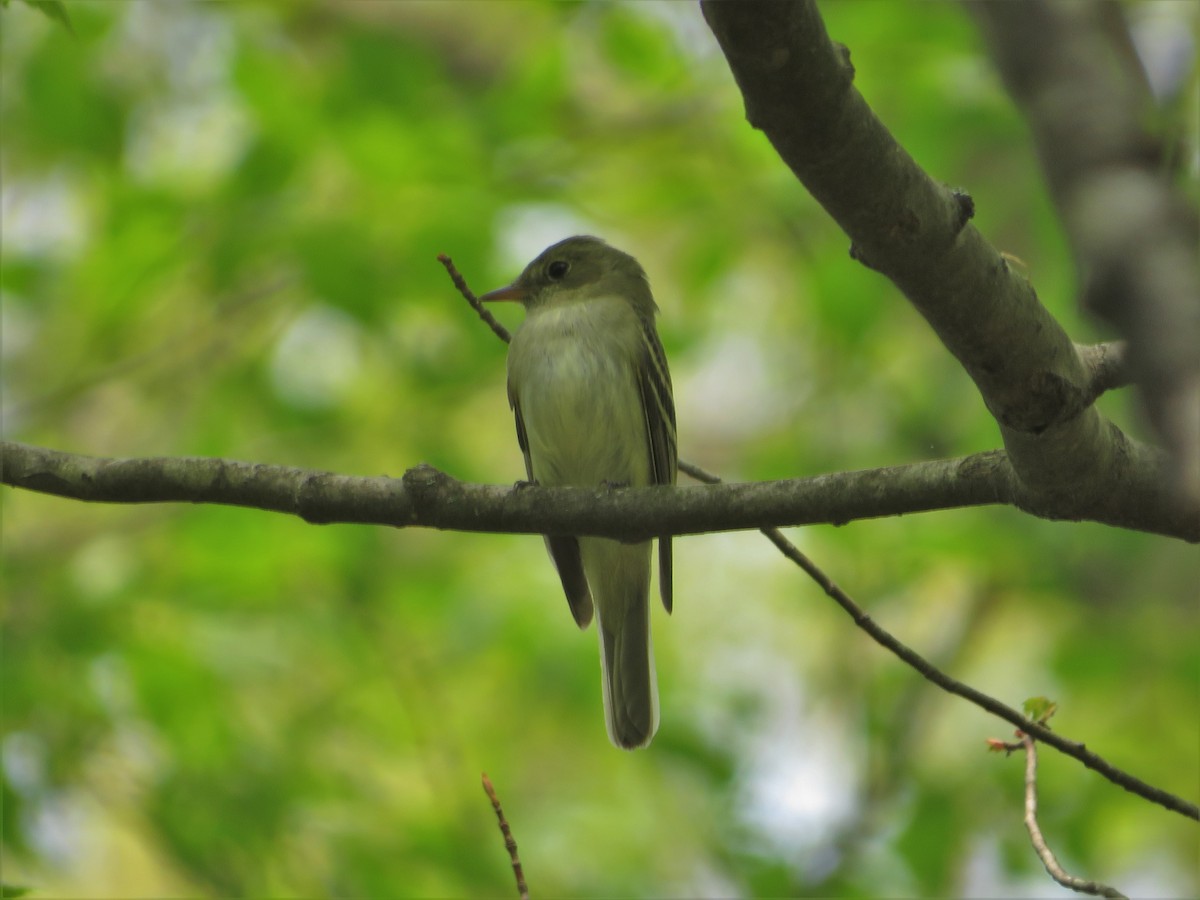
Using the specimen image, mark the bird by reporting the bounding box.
[481,235,677,749]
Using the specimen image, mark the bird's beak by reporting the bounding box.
[479,281,528,303]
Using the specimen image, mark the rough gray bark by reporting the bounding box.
[3,441,1196,541]
[699,0,1197,541]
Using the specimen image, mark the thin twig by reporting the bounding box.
[678,460,1199,822]
[482,772,529,900]
[438,255,511,344]
[1000,734,1129,899]
[446,261,1200,823]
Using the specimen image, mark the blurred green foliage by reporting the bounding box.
[2,1,1196,897]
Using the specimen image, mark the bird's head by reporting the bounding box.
[480,235,655,314]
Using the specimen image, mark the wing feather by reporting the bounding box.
[510,382,594,628]
[636,317,677,613]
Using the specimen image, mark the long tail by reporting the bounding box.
[582,537,659,749]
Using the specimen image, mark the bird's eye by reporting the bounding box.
[547,260,570,280]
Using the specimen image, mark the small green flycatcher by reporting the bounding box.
[481,235,677,749]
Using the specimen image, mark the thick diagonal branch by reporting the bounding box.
[699,0,1196,540]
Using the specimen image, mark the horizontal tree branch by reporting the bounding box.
[3,441,1196,541]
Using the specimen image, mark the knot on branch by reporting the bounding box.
[295,471,338,524]
[848,241,882,273]
[402,463,456,523]
[834,42,855,78]
[952,188,975,233]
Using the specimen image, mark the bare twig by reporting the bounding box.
[678,460,1198,822]
[482,772,529,900]
[990,734,1130,899]
[438,254,511,344]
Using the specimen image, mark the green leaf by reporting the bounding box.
[2,884,34,899]
[1023,696,1059,724]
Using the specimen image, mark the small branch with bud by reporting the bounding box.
[988,700,1128,899]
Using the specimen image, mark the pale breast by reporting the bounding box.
[510,297,652,488]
